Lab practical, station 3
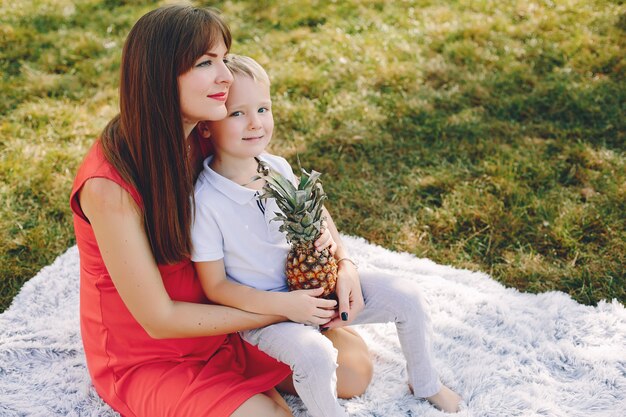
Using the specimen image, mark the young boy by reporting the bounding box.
[190,55,462,416]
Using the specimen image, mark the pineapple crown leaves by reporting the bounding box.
[253,158,327,244]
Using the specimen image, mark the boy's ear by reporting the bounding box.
[197,121,211,139]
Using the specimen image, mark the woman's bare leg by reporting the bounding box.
[263,388,292,413]
[327,327,373,398]
[276,327,373,399]
[230,391,294,417]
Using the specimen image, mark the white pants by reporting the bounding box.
[240,270,442,417]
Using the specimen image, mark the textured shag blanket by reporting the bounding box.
[1,236,624,417]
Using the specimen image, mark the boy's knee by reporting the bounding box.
[290,334,338,375]
[293,348,338,378]
[391,281,428,320]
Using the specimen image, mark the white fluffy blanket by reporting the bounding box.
[1,236,624,417]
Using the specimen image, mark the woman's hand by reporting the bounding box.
[280,288,337,326]
[324,260,364,329]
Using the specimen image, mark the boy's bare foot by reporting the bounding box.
[425,385,462,413]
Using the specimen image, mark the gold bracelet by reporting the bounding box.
[336,257,358,269]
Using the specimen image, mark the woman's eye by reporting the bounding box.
[196,60,212,67]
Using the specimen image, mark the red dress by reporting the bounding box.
[70,141,290,417]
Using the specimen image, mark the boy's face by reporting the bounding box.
[205,74,274,160]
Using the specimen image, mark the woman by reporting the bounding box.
[70,5,371,417]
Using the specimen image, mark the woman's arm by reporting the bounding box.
[319,206,365,329]
[80,177,285,339]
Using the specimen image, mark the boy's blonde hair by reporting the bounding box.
[225,54,270,85]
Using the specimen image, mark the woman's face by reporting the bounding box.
[178,41,233,129]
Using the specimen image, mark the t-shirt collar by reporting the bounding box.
[201,155,261,205]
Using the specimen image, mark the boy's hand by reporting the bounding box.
[281,287,337,326]
[323,261,364,329]
[314,223,337,254]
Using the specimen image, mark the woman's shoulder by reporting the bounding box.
[81,177,137,215]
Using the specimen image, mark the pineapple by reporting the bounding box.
[254,158,337,298]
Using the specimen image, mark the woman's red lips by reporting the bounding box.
[208,92,227,101]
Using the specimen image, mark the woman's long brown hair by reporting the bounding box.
[101,5,231,264]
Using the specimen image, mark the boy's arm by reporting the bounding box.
[320,206,366,329]
[195,259,282,315]
[195,260,337,325]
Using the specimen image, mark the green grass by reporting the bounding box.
[1,0,624,312]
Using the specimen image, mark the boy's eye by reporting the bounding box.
[229,111,243,117]
[258,107,270,113]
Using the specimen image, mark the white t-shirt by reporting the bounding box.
[191,153,296,292]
